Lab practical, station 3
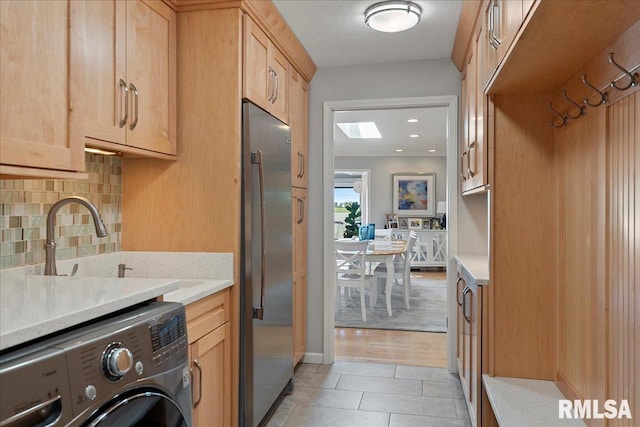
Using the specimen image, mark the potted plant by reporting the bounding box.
[342,201,361,239]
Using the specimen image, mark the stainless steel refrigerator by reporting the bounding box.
[240,101,293,427]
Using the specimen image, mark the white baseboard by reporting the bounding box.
[301,352,324,364]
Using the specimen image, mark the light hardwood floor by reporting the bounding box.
[335,270,448,368]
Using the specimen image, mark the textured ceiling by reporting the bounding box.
[272,0,463,68]
[334,107,449,157]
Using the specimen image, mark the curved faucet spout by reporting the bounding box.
[44,196,108,276]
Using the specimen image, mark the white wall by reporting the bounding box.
[335,156,447,227]
[306,58,487,357]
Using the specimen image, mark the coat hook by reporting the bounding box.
[562,91,585,119]
[549,102,567,128]
[608,52,638,91]
[581,74,608,107]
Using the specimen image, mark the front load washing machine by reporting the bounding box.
[0,301,192,426]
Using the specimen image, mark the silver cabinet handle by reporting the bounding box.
[192,359,202,408]
[489,0,501,49]
[462,286,471,323]
[460,152,467,181]
[468,141,477,178]
[251,150,266,320]
[456,276,464,306]
[129,83,139,131]
[119,79,128,128]
[267,67,275,102]
[298,151,304,178]
[297,197,304,224]
[272,68,279,104]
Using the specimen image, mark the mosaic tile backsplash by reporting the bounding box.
[0,154,122,269]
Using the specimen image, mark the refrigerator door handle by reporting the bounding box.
[251,150,266,320]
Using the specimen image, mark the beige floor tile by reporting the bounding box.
[395,365,460,383]
[293,370,342,389]
[266,397,296,427]
[389,413,472,427]
[455,398,471,419]
[289,386,363,410]
[337,374,423,395]
[284,406,390,427]
[295,363,321,375]
[359,391,459,418]
[318,360,396,377]
[422,379,464,399]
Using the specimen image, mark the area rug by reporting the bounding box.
[334,274,447,333]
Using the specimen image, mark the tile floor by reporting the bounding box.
[266,361,471,427]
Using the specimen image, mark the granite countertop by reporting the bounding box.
[454,254,489,285]
[0,275,180,351]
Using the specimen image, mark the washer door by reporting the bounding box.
[83,389,188,427]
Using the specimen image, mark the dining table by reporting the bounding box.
[337,238,407,316]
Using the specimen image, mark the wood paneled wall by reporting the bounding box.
[555,105,607,424]
[606,92,639,427]
[490,93,557,379]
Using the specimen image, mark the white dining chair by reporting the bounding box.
[374,228,392,240]
[373,231,418,311]
[335,240,376,322]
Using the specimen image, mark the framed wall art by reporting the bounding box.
[408,218,423,230]
[392,173,436,217]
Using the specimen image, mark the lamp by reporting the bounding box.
[436,201,447,229]
[365,1,422,33]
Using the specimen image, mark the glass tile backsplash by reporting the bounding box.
[0,154,122,269]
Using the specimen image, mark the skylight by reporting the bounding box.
[336,122,382,139]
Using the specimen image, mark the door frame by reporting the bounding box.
[322,95,459,371]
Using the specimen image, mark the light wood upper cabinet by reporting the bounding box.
[290,70,309,188]
[243,15,289,124]
[72,0,176,157]
[461,21,489,195]
[1,0,85,178]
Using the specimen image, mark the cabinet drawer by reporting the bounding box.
[185,289,230,344]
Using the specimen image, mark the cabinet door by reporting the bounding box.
[125,0,176,155]
[0,0,85,175]
[268,45,289,124]
[497,0,522,62]
[291,70,309,188]
[469,285,482,427]
[191,322,231,427]
[292,187,307,364]
[243,16,270,112]
[293,270,307,365]
[462,47,476,193]
[71,0,127,147]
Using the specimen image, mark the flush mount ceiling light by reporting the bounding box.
[407,118,419,123]
[365,1,422,33]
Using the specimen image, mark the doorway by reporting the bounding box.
[322,96,459,371]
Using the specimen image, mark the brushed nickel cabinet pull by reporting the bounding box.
[192,359,203,408]
[119,79,128,128]
[129,83,139,131]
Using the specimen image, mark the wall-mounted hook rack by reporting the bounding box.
[563,91,585,119]
[608,52,638,91]
[549,102,567,128]
[581,74,608,107]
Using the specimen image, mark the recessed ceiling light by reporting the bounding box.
[336,122,382,139]
[428,149,437,153]
[365,1,422,33]
[409,134,419,138]
[395,149,404,152]
[407,118,419,123]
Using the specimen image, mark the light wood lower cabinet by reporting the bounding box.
[292,187,307,365]
[185,289,231,427]
[456,269,483,427]
[0,0,85,179]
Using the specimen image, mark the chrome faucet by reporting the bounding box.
[44,196,108,276]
